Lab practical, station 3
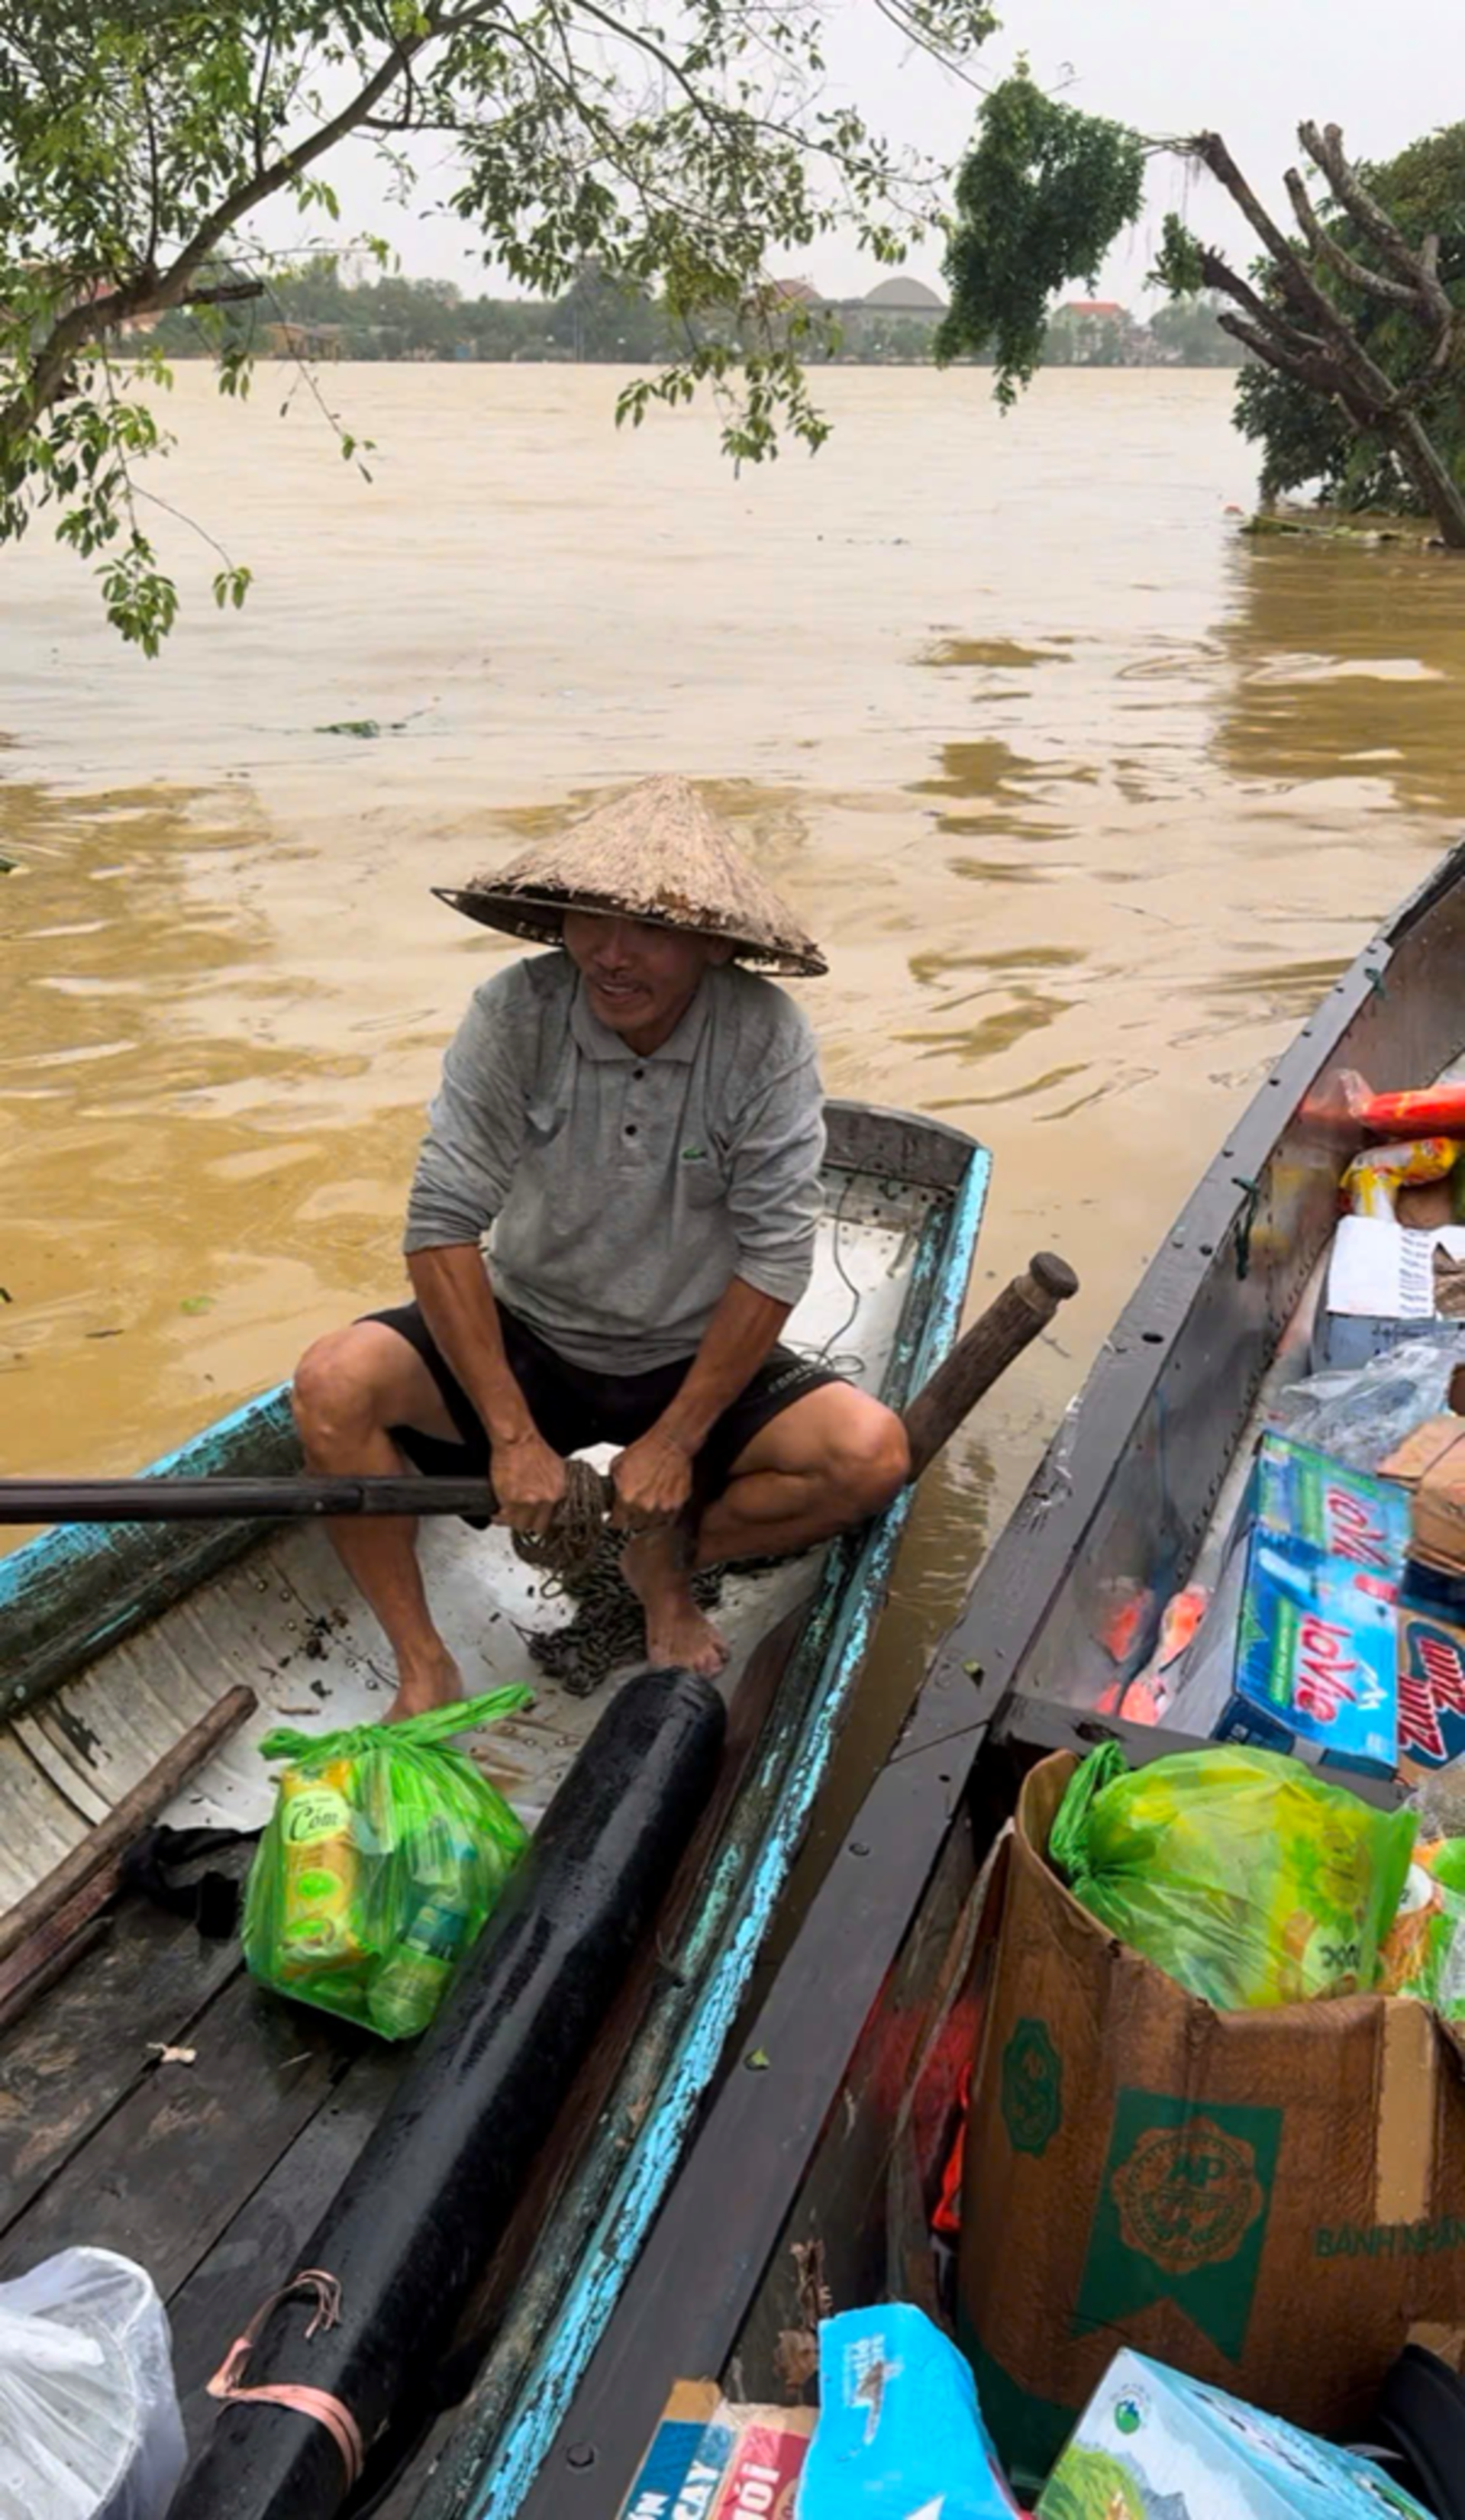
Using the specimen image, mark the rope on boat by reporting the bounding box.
[206,2269,364,2489]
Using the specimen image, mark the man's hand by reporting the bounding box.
[611,1428,695,1532]
[491,1428,569,1537]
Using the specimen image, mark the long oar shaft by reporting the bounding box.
[0,1476,498,1524]
[0,1251,1077,1529]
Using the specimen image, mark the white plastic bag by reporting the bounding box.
[0,2250,186,2520]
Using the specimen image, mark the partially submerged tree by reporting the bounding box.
[1222,124,1465,527]
[1154,122,1465,548]
[0,0,995,650]
[941,94,1465,549]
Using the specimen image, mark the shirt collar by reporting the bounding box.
[569,973,714,1065]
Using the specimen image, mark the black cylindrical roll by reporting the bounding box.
[173,1664,725,2520]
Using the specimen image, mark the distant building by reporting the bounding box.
[1060,299,1126,322]
[860,274,946,328]
[264,319,345,360]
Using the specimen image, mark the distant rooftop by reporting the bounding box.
[1062,299,1126,319]
[863,273,945,311]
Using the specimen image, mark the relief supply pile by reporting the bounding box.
[955,1744,1465,2496]
[0,2248,186,2520]
[621,2315,1440,2518]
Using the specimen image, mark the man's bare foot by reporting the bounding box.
[622,1531,731,1680]
[386,1647,465,1725]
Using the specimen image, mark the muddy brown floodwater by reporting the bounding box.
[5,363,1465,1857]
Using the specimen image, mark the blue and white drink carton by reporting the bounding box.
[1036,2347,1431,2518]
[1238,1434,1409,1582]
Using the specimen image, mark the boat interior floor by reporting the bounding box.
[0,1170,947,2464]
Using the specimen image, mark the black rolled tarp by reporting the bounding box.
[173,1663,725,2520]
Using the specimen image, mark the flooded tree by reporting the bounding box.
[0,0,997,650]
[1155,123,1465,550]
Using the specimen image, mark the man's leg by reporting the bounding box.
[698,1383,910,1566]
[292,1321,470,1721]
[622,1385,908,1679]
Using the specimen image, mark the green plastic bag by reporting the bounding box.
[1048,1741,1417,2009]
[242,1686,532,2041]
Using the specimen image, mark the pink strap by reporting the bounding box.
[207,2268,366,2491]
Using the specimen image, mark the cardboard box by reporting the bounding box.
[957,1753,1465,2498]
[617,2384,814,2519]
[1315,1219,1465,1370]
[1034,2347,1433,2518]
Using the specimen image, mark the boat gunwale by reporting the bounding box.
[511,827,1465,2516]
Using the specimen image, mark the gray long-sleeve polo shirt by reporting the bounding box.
[404,951,825,1373]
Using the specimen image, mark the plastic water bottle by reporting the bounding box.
[369,1844,476,2039]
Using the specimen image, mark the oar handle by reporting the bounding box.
[899,1250,1079,1483]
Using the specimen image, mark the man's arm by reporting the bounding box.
[610,1276,789,1528]
[403,976,566,1535]
[408,1247,566,1536]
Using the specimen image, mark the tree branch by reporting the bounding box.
[0,8,460,449]
[185,281,266,308]
[1299,120,1443,298]
[1186,128,1402,409]
[1193,243,1328,364]
[1281,166,1420,310]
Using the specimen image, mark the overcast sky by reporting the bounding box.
[260,0,1459,307]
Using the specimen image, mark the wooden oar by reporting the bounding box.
[0,1252,1076,1528]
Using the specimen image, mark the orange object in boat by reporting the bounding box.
[1340,1070,1465,1137]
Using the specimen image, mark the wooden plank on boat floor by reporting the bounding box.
[170,2041,406,2457]
[0,1968,353,2296]
[0,1896,244,2225]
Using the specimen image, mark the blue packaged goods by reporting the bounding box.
[798,2302,1020,2518]
[1241,1433,1409,1582]
[1179,1524,1399,1778]
[1035,2346,1432,2518]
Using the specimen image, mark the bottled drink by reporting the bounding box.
[368,1838,476,2039]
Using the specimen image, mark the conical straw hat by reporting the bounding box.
[436,775,827,977]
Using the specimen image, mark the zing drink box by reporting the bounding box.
[1399,1606,1465,1770]
[1035,2346,1432,2519]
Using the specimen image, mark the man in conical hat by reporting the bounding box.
[292,775,909,1715]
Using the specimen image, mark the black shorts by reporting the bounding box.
[363,1300,844,1515]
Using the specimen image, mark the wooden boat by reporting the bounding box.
[0,1098,988,2516]
[529,838,1465,2518]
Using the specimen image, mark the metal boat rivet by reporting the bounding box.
[850,1841,870,1858]
[566,2444,597,2470]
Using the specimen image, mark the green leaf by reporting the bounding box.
[179,1295,215,1315]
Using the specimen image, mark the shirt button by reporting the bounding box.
[625,1124,638,1137]
[633,1067,645,1079]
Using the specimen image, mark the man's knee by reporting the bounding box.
[292,1327,383,1451]
[828,1396,910,1521]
